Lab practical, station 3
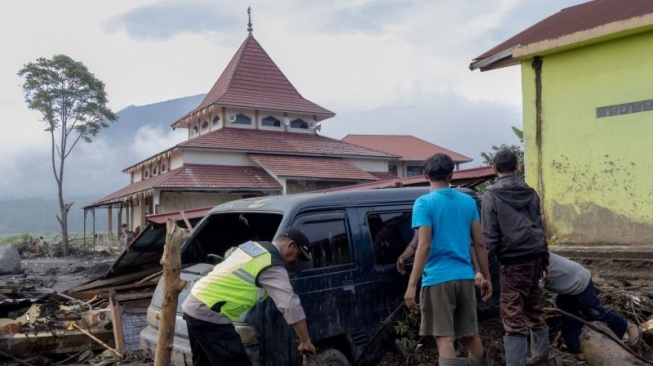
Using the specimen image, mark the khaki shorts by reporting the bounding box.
[419,280,478,338]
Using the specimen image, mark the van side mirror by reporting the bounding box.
[207,254,224,265]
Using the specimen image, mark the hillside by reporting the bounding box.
[0,94,205,235]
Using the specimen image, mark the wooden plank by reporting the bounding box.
[66,267,160,293]
[109,288,126,352]
[67,280,158,300]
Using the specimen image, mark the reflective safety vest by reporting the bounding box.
[190,241,284,321]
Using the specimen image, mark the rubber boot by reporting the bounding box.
[527,326,550,366]
[469,353,489,366]
[504,335,528,366]
[438,356,468,366]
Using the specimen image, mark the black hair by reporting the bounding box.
[422,153,454,182]
[493,149,519,173]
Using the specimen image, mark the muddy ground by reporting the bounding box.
[2,248,653,365]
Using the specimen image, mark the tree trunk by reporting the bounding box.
[153,219,189,366]
[580,324,642,366]
[58,184,69,256]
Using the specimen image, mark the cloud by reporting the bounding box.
[106,0,242,40]
[321,90,523,166]
[130,124,186,159]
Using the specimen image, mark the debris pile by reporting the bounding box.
[0,251,161,365]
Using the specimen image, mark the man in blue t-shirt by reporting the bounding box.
[404,153,492,366]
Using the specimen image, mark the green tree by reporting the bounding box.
[18,54,117,255]
[480,126,525,171]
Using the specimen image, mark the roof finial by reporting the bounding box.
[247,7,253,34]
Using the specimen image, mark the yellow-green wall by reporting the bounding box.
[521,31,653,244]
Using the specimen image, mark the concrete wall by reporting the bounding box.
[348,158,388,173]
[183,150,253,166]
[521,31,653,244]
[157,191,262,213]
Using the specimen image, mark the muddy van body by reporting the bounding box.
[140,187,492,365]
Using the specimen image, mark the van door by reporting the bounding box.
[357,206,414,346]
[289,211,359,360]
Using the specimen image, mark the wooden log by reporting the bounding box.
[153,218,189,366]
[109,288,126,352]
[580,323,642,366]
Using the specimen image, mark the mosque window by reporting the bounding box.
[212,116,220,126]
[290,119,309,129]
[201,121,209,131]
[262,116,281,127]
[233,114,252,125]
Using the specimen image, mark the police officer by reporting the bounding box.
[182,227,316,366]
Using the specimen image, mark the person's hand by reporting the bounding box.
[396,256,406,275]
[542,265,551,279]
[474,272,484,287]
[298,340,316,356]
[481,278,493,303]
[404,286,418,310]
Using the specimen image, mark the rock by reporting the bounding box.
[0,244,22,274]
[580,322,641,366]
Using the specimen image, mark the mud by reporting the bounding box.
[2,250,652,365]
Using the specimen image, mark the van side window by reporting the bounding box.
[293,212,351,270]
[367,211,413,266]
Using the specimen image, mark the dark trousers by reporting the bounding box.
[556,281,627,354]
[500,260,546,336]
[184,313,252,366]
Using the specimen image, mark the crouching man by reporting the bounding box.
[543,253,640,360]
[182,227,316,366]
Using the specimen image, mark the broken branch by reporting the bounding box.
[68,322,123,359]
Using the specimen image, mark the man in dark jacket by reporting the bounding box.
[481,149,550,366]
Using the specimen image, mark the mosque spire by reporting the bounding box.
[247,7,253,34]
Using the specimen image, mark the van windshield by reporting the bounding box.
[181,212,283,265]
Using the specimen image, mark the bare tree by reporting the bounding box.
[18,54,117,255]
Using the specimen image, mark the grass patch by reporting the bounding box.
[0,233,30,245]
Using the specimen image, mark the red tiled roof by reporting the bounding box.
[178,128,397,158]
[471,0,653,71]
[342,134,472,163]
[177,35,334,124]
[313,166,495,193]
[250,154,378,181]
[368,171,398,180]
[92,164,281,205]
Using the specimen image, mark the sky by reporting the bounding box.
[0,0,585,199]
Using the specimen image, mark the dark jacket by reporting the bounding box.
[481,175,549,266]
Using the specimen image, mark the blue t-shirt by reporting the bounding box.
[412,187,479,286]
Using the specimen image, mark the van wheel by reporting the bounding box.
[309,348,350,366]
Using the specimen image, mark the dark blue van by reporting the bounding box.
[140,187,497,365]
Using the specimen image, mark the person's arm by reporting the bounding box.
[480,192,499,264]
[396,244,416,275]
[404,225,431,310]
[533,193,551,278]
[471,220,492,302]
[258,267,316,356]
[291,319,316,356]
[470,244,484,287]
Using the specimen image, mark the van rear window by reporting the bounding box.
[181,212,283,264]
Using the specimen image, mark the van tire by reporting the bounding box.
[310,348,350,366]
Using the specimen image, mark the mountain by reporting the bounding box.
[0,94,205,236]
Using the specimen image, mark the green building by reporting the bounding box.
[471,0,653,245]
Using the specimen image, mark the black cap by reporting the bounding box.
[280,227,311,261]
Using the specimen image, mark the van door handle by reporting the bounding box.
[342,280,355,292]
